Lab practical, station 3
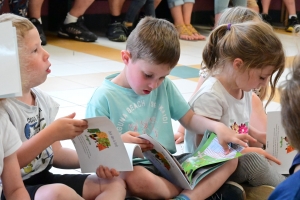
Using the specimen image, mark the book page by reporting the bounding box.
[182,132,243,184]
[0,22,22,98]
[266,111,297,174]
[139,134,192,190]
[72,117,143,173]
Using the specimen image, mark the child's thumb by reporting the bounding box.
[220,142,230,155]
[64,112,76,119]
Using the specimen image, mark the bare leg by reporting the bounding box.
[182,158,238,199]
[183,2,205,40]
[35,184,84,200]
[261,0,271,14]
[170,5,194,40]
[108,0,126,16]
[283,0,296,15]
[82,175,126,200]
[154,0,162,9]
[70,0,94,17]
[28,0,44,18]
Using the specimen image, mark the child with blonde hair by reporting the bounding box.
[269,55,300,199]
[86,16,256,200]
[0,13,126,200]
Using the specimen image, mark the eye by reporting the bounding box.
[260,76,265,80]
[32,48,38,53]
[145,74,152,78]
[159,77,166,80]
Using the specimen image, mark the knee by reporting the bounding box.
[125,166,157,194]
[238,152,271,176]
[35,184,79,200]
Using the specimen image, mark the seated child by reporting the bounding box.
[0,102,30,200]
[86,16,255,200]
[184,18,286,199]
[0,13,126,200]
[268,55,300,200]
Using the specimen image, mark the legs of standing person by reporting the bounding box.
[247,0,259,13]
[123,0,154,35]
[57,0,98,42]
[106,0,127,42]
[169,0,205,41]
[8,0,29,17]
[260,0,273,24]
[214,0,229,28]
[27,0,47,45]
[283,0,300,32]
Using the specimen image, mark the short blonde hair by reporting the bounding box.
[280,55,300,151]
[203,21,285,105]
[126,17,180,69]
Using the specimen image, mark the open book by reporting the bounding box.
[72,117,243,189]
[266,111,297,174]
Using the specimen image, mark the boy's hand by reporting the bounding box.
[174,131,184,144]
[121,131,153,152]
[241,147,281,165]
[50,113,88,141]
[216,123,256,154]
[96,165,119,179]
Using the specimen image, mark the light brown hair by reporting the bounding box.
[126,17,180,69]
[202,21,285,106]
[280,55,300,151]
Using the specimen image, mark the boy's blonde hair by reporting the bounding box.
[126,17,180,69]
[280,55,300,151]
[0,13,34,48]
[202,21,285,106]
[218,6,262,26]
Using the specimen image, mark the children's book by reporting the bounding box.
[266,111,297,174]
[73,117,243,189]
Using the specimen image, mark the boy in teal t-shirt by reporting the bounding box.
[86,17,254,200]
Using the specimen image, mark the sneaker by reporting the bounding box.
[57,16,97,42]
[207,181,246,200]
[29,18,47,45]
[286,16,300,32]
[106,22,127,42]
[261,14,273,25]
[242,184,274,200]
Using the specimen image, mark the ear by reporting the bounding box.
[121,50,131,65]
[232,58,244,70]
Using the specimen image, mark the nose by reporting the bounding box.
[149,80,159,89]
[42,48,50,60]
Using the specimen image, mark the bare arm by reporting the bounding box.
[179,109,256,152]
[2,153,30,200]
[17,114,88,168]
[52,141,80,169]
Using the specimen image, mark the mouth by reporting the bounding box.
[46,66,51,73]
[143,90,151,94]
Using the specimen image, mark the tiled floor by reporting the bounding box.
[43,26,299,174]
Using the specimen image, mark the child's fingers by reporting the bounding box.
[264,153,281,165]
[237,134,257,143]
[96,166,106,178]
[219,141,230,154]
[110,168,120,177]
[175,136,184,144]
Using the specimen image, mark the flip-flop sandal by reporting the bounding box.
[175,25,195,41]
[186,24,206,41]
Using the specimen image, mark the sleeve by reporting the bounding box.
[290,153,300,175]
[1,112,22,157]
[86,87,111,118]
[192,91,224,121]
[165,78,190,121]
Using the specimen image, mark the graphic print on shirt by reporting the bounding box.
[116,100,168,139]
[22,107,53,174]
[230,122,249,135]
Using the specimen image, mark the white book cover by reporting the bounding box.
[266,111,297,174]
[0,21,22,98]
[72,117,144,173]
